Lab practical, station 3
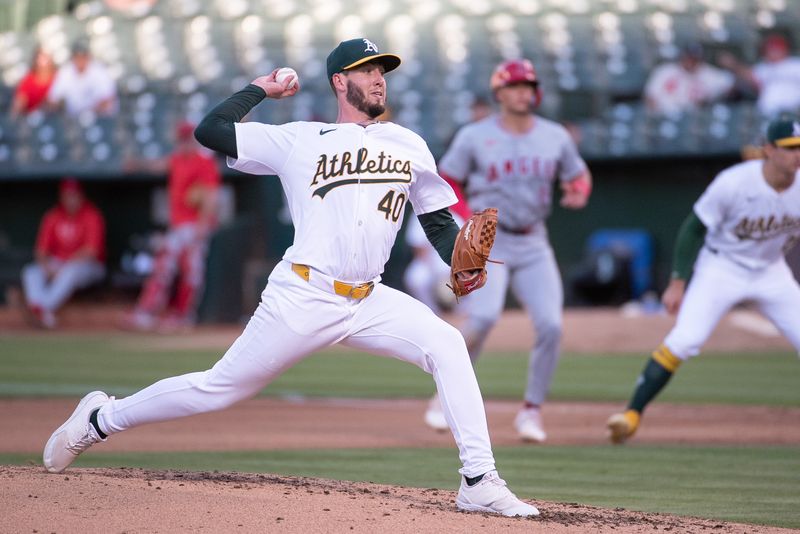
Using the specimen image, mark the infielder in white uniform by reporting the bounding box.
[427,59,592,442]
[43,38,538,517]
[608,116,800,443]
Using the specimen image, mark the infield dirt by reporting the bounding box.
[2,466,796,534]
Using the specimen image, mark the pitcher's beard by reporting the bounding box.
[346,80,385,119]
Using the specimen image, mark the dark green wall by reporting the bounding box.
[0,155,739,317]
[547,156,738,290]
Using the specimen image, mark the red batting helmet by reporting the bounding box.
[490,59,542,107]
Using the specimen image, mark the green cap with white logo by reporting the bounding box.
[326,38,401,80]
[766,116,800,148]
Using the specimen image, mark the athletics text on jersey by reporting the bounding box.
[311,148,412,198]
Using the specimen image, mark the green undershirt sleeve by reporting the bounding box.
[671,211,708,280]
[194,84,267,159]
[417,208,460,266]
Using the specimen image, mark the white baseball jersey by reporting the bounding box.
[694,159,800,270]
[48,60,117,116]
[753,57,800,116]
[229,121,457,282]
[439,115,587,230]
[644,62,734,115]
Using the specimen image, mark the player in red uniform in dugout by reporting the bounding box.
[124,121,221,332]
[21,178,106,328]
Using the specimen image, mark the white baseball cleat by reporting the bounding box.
[514,407,547,443]
[424,393,449,432]
[43,391,111,473]
[456,470,540,517]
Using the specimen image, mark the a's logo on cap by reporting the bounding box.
[363,38,378,53]
[793,121,800,137]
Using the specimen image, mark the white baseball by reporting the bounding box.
[276,67,298,89]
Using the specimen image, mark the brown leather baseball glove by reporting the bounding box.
[448,208,499,298]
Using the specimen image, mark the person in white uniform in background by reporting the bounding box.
[42,38,538,518]
[47,40,117,117]
[404,215,459,314]
[426,59,592,442]
[608,116,800,444]
[719,33,800,118]
[644,43,734,116]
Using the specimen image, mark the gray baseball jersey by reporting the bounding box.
[438,115,587,230]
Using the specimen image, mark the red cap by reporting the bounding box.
[763,34,788,55]
[60,177,82,195]
[176,121,195,141]
[490,59,539,91]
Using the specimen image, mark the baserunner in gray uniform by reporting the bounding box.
[425,59,592,442]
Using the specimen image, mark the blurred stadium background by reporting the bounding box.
[1,0,799,324]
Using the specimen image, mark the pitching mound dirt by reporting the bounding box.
[2,466,793,534]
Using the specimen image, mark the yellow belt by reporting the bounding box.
[291,263,374,300]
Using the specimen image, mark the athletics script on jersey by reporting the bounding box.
[734,215,800,241]
[310,148,412,198]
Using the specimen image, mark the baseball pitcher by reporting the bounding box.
[608,116,800,443]
[43,38,538,517]
[426,59,592,442]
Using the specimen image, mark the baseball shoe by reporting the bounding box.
[119,310,157,332]
[43,391,111,473]
[456,470,540,517]
[29,304,57,329]
[156,314,195,334]
[514,407,547,443]
[607,410,641,444]
[424,393,449,432]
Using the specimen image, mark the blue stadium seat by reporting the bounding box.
[587,229,655,299]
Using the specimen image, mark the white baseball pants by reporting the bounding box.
[22,258,105,312]
[99,260,497,477]
[665,248,800,359]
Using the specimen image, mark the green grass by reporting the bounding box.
[0,333,798,405]
[3,445,798,528]
[3,333,799,528]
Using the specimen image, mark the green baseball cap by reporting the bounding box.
[326,38,401,80]
[766,116,800,148]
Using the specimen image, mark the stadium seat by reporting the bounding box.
[586,228,655,299]
[0,0,782,175]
